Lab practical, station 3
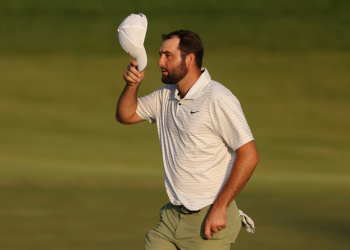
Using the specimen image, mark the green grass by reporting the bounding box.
[1,0,350,249]
[1,0,349,54]
[1,53,349,249]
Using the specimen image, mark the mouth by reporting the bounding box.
[161,68,168,75]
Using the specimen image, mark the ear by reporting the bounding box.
[185,53,196,68]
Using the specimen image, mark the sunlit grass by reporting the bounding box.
[0,52,349,249]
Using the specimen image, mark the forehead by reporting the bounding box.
[160,37,180,53]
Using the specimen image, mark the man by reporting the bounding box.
[116,30,259,250]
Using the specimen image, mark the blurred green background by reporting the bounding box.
[1,0,349,249]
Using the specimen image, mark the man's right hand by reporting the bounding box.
[123,59,145,86]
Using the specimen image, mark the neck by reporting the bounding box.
[177,68,202,99]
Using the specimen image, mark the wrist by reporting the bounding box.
[125,81,141,87]
[211,201,228,211]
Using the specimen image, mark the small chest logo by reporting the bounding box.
[191,111,199,114]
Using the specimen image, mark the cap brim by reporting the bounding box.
[136,47,147,72]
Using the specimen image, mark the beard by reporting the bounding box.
[161,59,188,84]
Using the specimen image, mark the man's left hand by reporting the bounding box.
[204,206,227,240]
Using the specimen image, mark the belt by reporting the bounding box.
[179,205,201,214]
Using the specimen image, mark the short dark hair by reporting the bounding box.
[161,30,204,69]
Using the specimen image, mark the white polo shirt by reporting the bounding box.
[136,69,254,210]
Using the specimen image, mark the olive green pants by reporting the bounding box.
[145,201,241,250]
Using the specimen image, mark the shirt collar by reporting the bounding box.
[174,68,211,100]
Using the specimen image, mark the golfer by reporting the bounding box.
[116,30,259,250]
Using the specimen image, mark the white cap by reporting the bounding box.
[118,13,148,72]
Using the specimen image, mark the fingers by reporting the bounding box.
[204,223,212,240]
[124,68,141,83]
[129,59,141,74]
[123,59,144,85]
[217,225,225,231]
[205,221,226,240]
[130,59,139,67]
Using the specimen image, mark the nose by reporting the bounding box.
[158,55,165,67]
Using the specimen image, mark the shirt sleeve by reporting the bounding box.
[136,88,161,124]
[211,93,254,151]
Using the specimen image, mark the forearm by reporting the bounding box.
[116,59,145,125]
[212,141,259,210]
[116,83,141,124]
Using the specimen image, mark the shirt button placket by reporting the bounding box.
[176,102,182,115]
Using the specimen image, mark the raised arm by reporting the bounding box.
[116,60,145,125]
